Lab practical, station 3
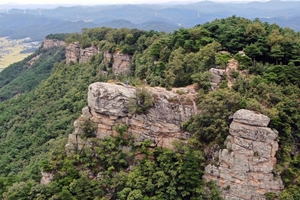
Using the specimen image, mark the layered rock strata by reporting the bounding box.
[204,109,284,200]
[65,82,198,153]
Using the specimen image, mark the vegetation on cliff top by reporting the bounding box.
[0,16,300,199]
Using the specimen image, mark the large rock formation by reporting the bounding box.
[204,109,284,200]
[66,42,99,64]
[42,39,66,49]
[112,52,131,75]
[66,42,80,63]
[66,43,131,74]
[65,82,198,152]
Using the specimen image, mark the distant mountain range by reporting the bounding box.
[0,1,299,41]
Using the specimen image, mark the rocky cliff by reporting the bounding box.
[103,52,131,75]
[204,109,284,200]
[42,39,66,49]
[65,82,198,153]
[66,43,131,75]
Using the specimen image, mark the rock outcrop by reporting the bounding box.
[204,109,284,200]
[66,43,131,74]
[209,68,225,90]
[65,82,198,153]
[66,42,99,64]
[112,52,131,75]
[79,46,99,63]
[27,55,40,67]
[42,39,66,49]
[40,172,54,185]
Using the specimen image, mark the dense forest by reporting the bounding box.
[0,16,300,199]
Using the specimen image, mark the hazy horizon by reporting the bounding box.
[0,0,273,5]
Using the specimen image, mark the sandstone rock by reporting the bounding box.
[112,52,131,75]
[79,46,98,63]
[66,42,80,64]
[42,39,66,49]
[233,109,270,127]
[66,46,131,75]
[66,82,198,151]
[27,55,40,67]
[40,172,54,185]
[103,52,131,75]
[204,109,284,200]
[209,68,225,90]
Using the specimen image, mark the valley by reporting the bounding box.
[0,37,38,70]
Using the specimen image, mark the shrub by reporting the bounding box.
[128,87,155,114]
[80,118,97,138]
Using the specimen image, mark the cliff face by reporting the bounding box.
[204,109,284,200]
[65,82,198,153]
[66,42,98,64]
[42,39,66,49]
[66,43,131,75]
[104,52,131,75]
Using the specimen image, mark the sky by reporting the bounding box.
[0,0,265,5]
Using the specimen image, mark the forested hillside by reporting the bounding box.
[0,16,300,199]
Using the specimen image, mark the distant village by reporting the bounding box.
[0,37,40,71]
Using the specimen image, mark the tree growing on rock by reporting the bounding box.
[128,87,155,114]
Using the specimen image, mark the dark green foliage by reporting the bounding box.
[45,33,70,41]
[183,89,243,145]
[0,46,66,102]
[129,87,155,114]
[80,118,97,138]
[1,17,300,199]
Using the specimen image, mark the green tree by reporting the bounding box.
[270,45,284,65]
[244,43,262,66]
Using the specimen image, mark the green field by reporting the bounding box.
[0,37,32,69]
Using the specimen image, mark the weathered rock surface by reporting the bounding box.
[65,82,198,153]
[66,42,98,64]
[42,39,66,49]
[66,43,131,74]
[79,46,99,63]
[103,52,131,75]
[209,68,225,90]
[40,172,54,185]
[27,55,40,67]
[204,109,284,200]
[66,42,80,64]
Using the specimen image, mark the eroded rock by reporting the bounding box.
[204,109,284,200]
[42,39,66,49]
[65,82,198,152]
[209,68,225,90]
[66,43,131,75]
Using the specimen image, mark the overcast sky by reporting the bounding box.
[0,0,264,5]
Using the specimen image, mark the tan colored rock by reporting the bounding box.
[79,46,98,63]
[233,109,270,127]
[204,109,284,200]
[66,46,131,75]
[27,54,40,67]
[209,68,225,90]
[42,39,66,49]
[112,52,131,75]
[66,82,197,151]
[40,172,54,185]
[66,42,80,64]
